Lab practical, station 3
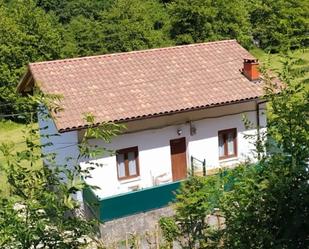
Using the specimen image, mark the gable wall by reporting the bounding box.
[38,108,81,200]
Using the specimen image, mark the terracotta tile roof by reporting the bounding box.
[19,40,264,132]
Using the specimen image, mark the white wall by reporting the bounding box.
[38,112,79,168]
[81,107,266,199]
[38,109,81,200]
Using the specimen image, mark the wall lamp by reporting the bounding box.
[177,128,182,136]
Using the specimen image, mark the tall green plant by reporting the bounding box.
[168,0,252,47]
[99,0,173,53]
[0,93,123,248]
[248,0,309,52]
[160,175,224,248]
[160,53,308,248]
[0,0,75,121]
[213,54,309,249]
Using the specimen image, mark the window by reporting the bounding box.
[116,146,139,180]
[218,128,237,159]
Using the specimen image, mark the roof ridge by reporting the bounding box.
[29,39,237,66]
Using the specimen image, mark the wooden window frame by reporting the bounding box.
[116,146,140,180]
[218,128,237,160]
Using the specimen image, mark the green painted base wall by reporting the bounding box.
[83,181,181,222]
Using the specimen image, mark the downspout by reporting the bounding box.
[256,101,261,160]
[256,100,267,160]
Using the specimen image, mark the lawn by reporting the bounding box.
[0,120,29,146]
[250,47,309,78]
[0,120,41,196]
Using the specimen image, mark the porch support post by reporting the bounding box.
[190,156,194,176]
[203,159,206,176]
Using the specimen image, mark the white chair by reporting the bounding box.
[154,172,172,186]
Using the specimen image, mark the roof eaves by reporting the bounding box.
[58,96,263,133]
[16,67,33,93]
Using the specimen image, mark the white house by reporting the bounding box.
[18,40,266,223]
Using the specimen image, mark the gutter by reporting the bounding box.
[256,100,267,160]
[59,97,264,133]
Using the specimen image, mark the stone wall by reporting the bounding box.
[84,204,225,248]
[97,206,174,244]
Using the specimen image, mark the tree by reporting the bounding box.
[0,0,75,121]
[0,93,123,248]
[248,0,309,52]
[160,175,224,248]
[168,0,252,47]
[160,53,309,248]
[35,0,114,24]
[212,55,309,248]
[99,0,173,53]
[65,16,107,57]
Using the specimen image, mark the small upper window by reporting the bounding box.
[218,128,237,159]
[116,146,139,180]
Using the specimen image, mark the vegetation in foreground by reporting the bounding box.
[0,100,123,248]
[160,56,309,248]
[0,121,41,196]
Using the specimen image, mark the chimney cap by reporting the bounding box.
[242,58,260,81]
[244,58,259,64]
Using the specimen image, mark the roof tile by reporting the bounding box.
[24,40,263,132]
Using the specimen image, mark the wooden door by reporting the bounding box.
[170,137,187,181]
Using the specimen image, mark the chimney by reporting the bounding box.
[242,59,260,81]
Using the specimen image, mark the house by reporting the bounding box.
[17,40,266,235]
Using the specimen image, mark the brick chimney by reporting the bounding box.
[242,59,260,81]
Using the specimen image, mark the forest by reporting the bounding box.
[0,0,308,119]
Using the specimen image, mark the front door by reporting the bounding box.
[170,137,187,181]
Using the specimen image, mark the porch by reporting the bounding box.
[83,156,206,222]
[83,180,182,222]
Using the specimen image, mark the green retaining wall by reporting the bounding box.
[83,181,181,222]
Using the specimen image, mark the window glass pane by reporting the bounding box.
[128,151,137,176]
[117,154,126,178]
[219,134,225,157]
[227,132,234,155]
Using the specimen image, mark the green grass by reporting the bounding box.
[0,120,28,147]
[0,120,41,196]
[250,47,309,78]
[250,47,309,91]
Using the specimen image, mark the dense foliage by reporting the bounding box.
[159,175,224,248]
[0,95,123,248]
[99,0,172,53]
[217,56,309,248]
[168,0,252,47]
[160,56,309,248]
[0,0,308,119]
[0,0,70,120]
[248,0,309,52]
